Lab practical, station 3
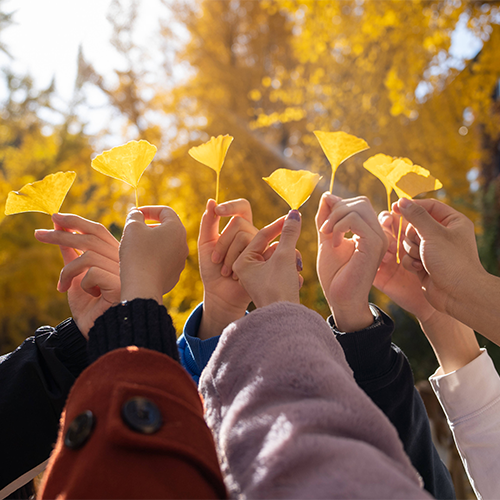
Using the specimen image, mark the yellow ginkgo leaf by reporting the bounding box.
[5,171,76,216]
[387,160,443,199]
[384,159,443,264]
[263,168,322,210]
[363,154,397,212]
[188,135,234,203]
[91,140,157,206]
[314,131,369,192]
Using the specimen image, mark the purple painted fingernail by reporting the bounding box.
[287,210,301,221]
[296,256,303,272]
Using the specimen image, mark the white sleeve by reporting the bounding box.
[430,349,500,500]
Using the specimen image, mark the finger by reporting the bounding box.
[315,192,341,231]
[80,267,121,300]
[245,216,286,255]
[52,221,80,265]
[298,274,304,289]
[52,213,119,248]
[215,198,253,223]
[331,211,377,248]
[35,229,119,262]
[394,198,452,239]
[137,206,180,224]
[262,241,279,261]
[275,210,302,255]
[378,210,393,229]
[58,251,120,292]
[213,216,257,264]
[402,237,420,260]
[221,230,255,276]
[320,196,377,235]
[405,223,421,245]
[295,249,303,272]
[199,199,220,248]
[401,254,425,274]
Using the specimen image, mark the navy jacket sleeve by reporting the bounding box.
[330,305,455,500]
[0,319,89,496]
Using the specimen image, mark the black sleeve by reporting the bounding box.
[0,319,89,494]
[330,306,455,500]
[87,298,180,364]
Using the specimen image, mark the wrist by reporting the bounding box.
[199,293,247,340]
[121,283,163,305]
[419,310,480,374]
[332,302,375,332]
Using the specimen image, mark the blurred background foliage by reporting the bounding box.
[0,0,499,382]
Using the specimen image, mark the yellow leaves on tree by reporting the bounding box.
[263,168,321,210]
[188,134,234,203]
[91,140,157,207]
[314,131,369,192]
[5,171,77,216]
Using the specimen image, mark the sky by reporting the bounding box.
[0,0,486,135]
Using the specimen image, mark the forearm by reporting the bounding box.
[420,311,481,375]
[446,271,500,346]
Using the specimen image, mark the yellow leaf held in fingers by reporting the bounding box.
[388,161,443,199]
[385,159,443,264]
[188,135,234,203]
[91,140,157,206]
[263,168,322,210]
[363,154,397,213]
[314,131,369,192]
[5,171,77,216]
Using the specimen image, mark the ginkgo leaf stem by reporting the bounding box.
[135,188,139,208]
[396,215,403,264]
[329,171,334,194]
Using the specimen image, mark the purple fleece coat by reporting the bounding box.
[199,302,431,499]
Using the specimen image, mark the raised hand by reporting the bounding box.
[197,199,258,339]
[316,194,387,332]
[233,210,302,308]
[35,213,121,338]
[119,206,188,305]
[374,211,437,323]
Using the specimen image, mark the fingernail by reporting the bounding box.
[296,256,303,272]
[221,264,231,277]
[399,198,412,209]
[211,251,222,264]
[286,210,301,221]
[51,213,62,220]
[215,205,226,215]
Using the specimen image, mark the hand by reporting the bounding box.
[316,194,388,332]
[197,199,257,340]
[233,210,302,308]
[119,206,188,304]
[35,213,121,338]
[394,198,486,315]
[374,211,437,323]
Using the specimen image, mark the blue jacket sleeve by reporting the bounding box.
[177,303,220,385]
[330,305,455,500]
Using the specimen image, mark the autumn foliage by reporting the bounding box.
[1,1,499,377]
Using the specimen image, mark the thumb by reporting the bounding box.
[278,210,302,254]
[125,208,145,226]
[397,198,443,239]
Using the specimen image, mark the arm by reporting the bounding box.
[315,195,454,498]
[0,320,88,497]
[39,206,226,499]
